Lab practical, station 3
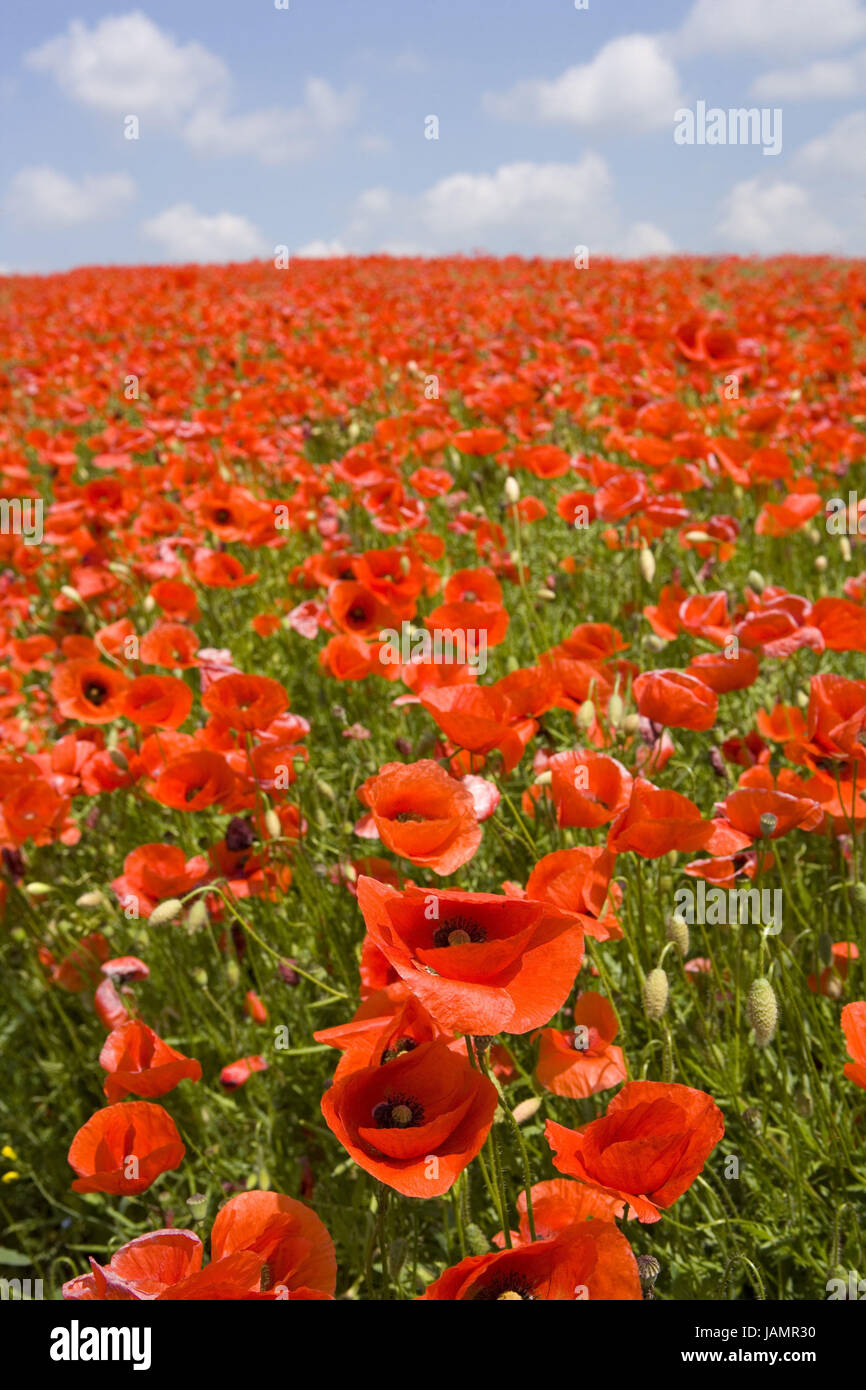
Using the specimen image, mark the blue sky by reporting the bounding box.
[1,0,864,270]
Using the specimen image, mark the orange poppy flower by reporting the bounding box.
[111,843,209,917]
[202,672,288,732]
[524,845,621,942]
[546,1080,724,1222]
[51,659,131,724]
[357,876,584,1035]
[357,760,481,876]
[68,1101,185,1195]
[536,991,627,1099]
[841,1002,866,1090]
[547,750,633,828]
[210,1190,337,1296]
[686,649,760,694]
[607,779,714,858]
[220,1054,268,1090]
[321,1039,497,1197]
[419,1221,641,1300]
[124,674,193,729]
[418,686,534,773]
[720,768,823,840]
[494,1178,624,1248]
[632,669,718,732]
[99,1021,202,1102]
[148,750,235,811]
[314,983,456,1080]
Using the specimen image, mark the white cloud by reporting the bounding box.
[184,79,359,165]
[484,35,682,132]
[25,12,358,165]
[619,221,676,257]
[336,157,671,257]
[141,203,268,262]
[752,56,862,101]
[295,239,350,258]
[798,110,866,175]
[717,178,841,252]
[25,11,228,121]
[3,166,136,225]
[676,0,866,56]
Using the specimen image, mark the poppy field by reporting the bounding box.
[1,253,865,1303]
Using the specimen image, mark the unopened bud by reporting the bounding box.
[607,692,624,729]
[24,882,52,898]
[504,476,520,504]
[746,976,778,1047]
[747,570,765,592]
[148,897,184,925]
[644,968,669,1021]
[225,958,241,989]
[576,699,595,730]
[639,547,656,584]
[187,897,209,931]
[666,913,690,957]
[264,808,281,839]
[840,536,852,563]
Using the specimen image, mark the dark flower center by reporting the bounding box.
[433,916,486,948]
[473,1274,535,1301]
[372,1093,424,1128]
[84,681,108,706]
[349,605,367,623]
[214,508,231,524]
[381,1037,418,1064]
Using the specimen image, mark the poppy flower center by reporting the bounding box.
[84,681,108,706]
[372,1093,424,1128]
[474,1274,535,1301]
[381,1037,418,1064]
[433,916,486,948]
[349,606,368,623]
[214,508,231,524]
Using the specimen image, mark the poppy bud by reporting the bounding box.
[465,1223,490,1256]
[666,913,690,957]
[315,779,336,802]
[187,897,209,932]
[226,958,241,989]
[536,587,556,601]
[60,584,84,605]
[278,958,300,986]
[607,693,624,729]
[639,547,656,583]
[504,476,520,504]
[76,890,106,908]
[623,712,640,735]
[192,968,208,988]
[646,634,666,653]
[535,770,553,786]
[108,748,129,771]
[747,570,765,592]
[759,812,778,839]
[148,897,184,925]
[512,1097,541,1125]
[742,1106,762,1132]
[263,808,281,839]
[576,698,595,730]
[814,555,828,573]
[852,882,866,908]
[24,882,52,897]
[840,536,852,563]
[746,976,778,1047]
[644,968,669,1020]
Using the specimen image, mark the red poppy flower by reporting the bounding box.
[841,1002,866,1090]
[357,760,481,875]
[321,1039,497,1196]
[720,767,823,841]
[607,779,715,858]
[124,674,193,729]
[314,983,456,1080]
[111,843,209,917]
[99,1021,202,1102]
[546,1080,724,1222]
[686,649,760,694]
[547,750,633,828]
[524,846,621,942]
[210,1190,337,1296]
[536,991,627,1099]
[68,1101,185,1195]
[495,1179,624,1248]
[148,750,235,811]
[220,1054,268,1090]
[418,1221,641,1300]
[202,673,288,732]
[63,1229,208,1300]
[633,669,718,732]
[357,876,584,1035]
[51,659,131,724]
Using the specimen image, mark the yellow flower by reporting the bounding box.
[1,1171,20,1183]
[1,1145,17,1162]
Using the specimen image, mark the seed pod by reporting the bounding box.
[644,968,669,1021]
[186,1193,208,1220]
[746,976,778,1047]
[666,912,690,957]
[759,812,778,839]
[148,897,184,926]
[639,547,656,584]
